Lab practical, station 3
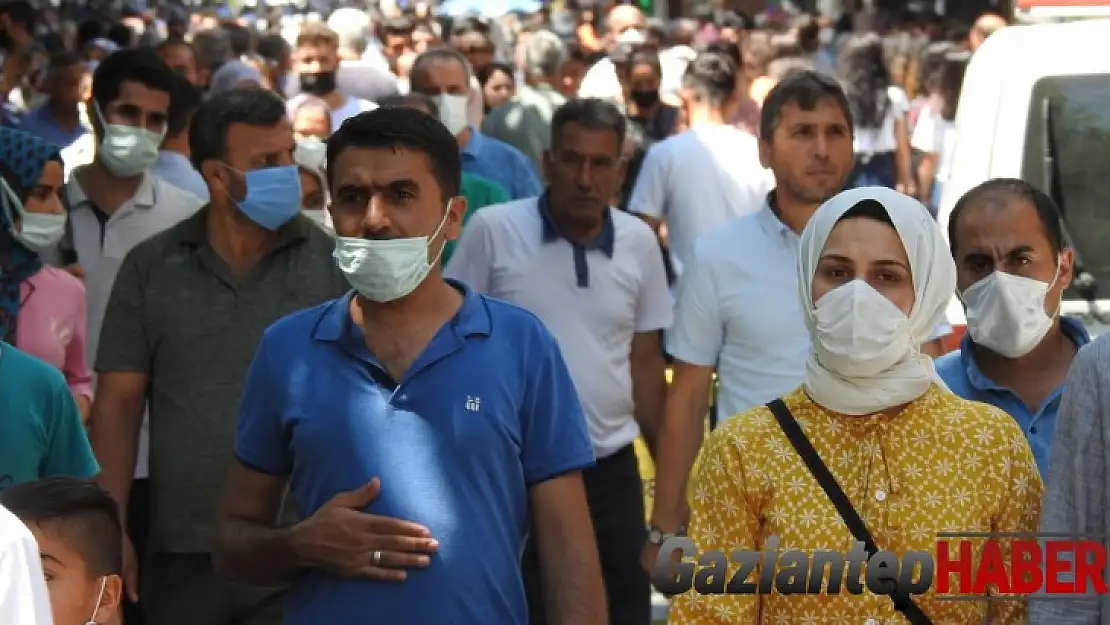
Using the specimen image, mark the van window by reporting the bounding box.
[1021,74,1110,301]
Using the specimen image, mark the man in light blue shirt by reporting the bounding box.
[0,342,99,491]
[936,178,1089,477]
[409,47,542,200]
[150,72,209,202]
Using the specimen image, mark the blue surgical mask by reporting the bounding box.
[221,164,302,230]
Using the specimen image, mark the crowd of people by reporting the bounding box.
[0,1,1107,624]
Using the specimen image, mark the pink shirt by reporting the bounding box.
[16,266,93,400]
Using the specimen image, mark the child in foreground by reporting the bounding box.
[2,476,123,625]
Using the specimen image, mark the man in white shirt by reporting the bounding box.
[292,23,376,131]
[641,70,856,571]
[628,50,775,278]
[45,49,204,625]
[447,98,672,625]
[0,504,52,625]
[577,4,647,105]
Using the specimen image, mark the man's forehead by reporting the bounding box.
[780,99,849,123]
[332,146,435,185]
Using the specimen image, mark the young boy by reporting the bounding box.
[1,477,123,625]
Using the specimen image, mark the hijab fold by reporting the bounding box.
[796,186,957,415]
[0,127,62,343]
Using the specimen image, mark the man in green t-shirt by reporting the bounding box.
[376,94,511,265]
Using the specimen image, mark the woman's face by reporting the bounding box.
[483,69,515,111]
[23,160,65,216]
[292,108,330,141]
[299,169,324,210]
[811,216,915,315]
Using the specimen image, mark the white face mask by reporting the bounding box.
[14,212,68,251]
[433,93,470,136]
[85,576,107,625]
[333,205,451,303]
[812,279,914,377]
[93,102,165,177]
[962,263,1061,359]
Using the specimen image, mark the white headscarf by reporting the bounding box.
[797,187,957,415]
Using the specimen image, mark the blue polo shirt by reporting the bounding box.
[18,104,87,149]
[234,281,595,625]
[935,316,1090,477]
[0,343,99,491]
[461,128,542,201]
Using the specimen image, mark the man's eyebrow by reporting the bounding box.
[40,553,64,566]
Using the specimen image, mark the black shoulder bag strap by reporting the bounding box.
[766,399,933,625]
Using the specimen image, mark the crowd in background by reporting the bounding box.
[7,1,1106,625]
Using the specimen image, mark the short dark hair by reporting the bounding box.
[221,21,253,57]
[948,178,1066,255]
[189,88,288,170]
[91,48,175,111]
[378,92,439,117]
[326,107,461,202]
[1,477,122,576]
[550,98,626,156]
[48,52,83,72]
[380,16,415,38]
[682,52,737,108]
[256,34,291,63]
[759,69,852,141]
[0,1,35,29]
[156,37,197,61]
[410,46,472,86]
[625,48,662,79]
[106,22,135,48]
[166,72,204,137]
[700,40,741,67]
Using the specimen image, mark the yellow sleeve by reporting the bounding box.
[668,425,761,625]
[987,422,1045,625]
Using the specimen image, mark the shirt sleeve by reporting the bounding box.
[63,282,93,400]
[626,144,668,220]
[444,210,496,294]
[0,523,54,625]
[509,152,543,200]
[1028,338,1107,623]
[888,85,910,117]
[520,325,596,486]
[633,225,674,332]
[234,332,292,476]
[911,107,938,153]
[665,242,724,367]
[41,369,99,479]
[668,427,760,624]
[94,248,150,374]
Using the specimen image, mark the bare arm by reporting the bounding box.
[894,117,916,195]
[532,472,607,625]
[213,461,300,586]
[650,361,714,533]
[630,331,667,460]
[88,372,148,519]
[917,152,938,205]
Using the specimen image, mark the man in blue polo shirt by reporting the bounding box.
[213,106,606,625]
[936,178,1090,477]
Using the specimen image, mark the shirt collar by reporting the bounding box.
[537,191,615,257]
[178,205,313,249]
[755,191,794,241]
[67,170,158,210]
[960,315,1092,391]
[460,127,483,159]
[312,279,493,346]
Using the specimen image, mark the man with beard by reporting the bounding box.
[641,71,857,572]
[292,23,376,132]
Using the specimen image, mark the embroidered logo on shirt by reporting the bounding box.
[465,396,481,412]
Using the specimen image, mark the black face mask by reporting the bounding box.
[629,89,659,109]
[299,71,337,96]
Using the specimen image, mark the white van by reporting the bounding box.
[937,18,1110,337]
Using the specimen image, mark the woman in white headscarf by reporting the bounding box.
[668,187,1042,625]
[293,137,331,235]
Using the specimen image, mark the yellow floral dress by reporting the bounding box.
[669,384,1042,624]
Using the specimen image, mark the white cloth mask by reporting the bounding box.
[433,93,470,136]
[962,263,1061,359]
[93,101,165,177]
[797,187,957,416]
[333,205,451,302]
[812,279,914,378]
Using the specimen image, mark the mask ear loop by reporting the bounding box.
[1045,254,1065,319]
[85,575,107,625]
[0,176,26,235]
